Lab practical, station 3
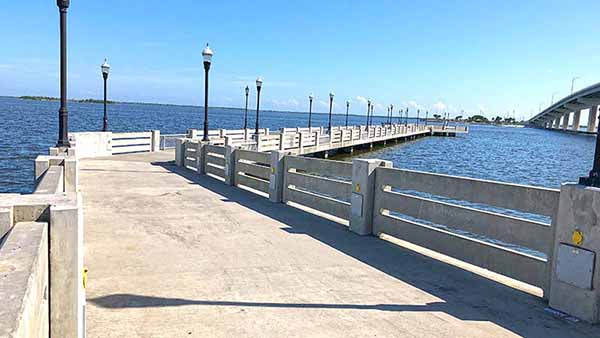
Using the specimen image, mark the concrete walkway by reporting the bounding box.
[81,151,599,338]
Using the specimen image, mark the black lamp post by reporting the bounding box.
[345,100,350,127]
[416,109,420,127]
[308,94,314,129]
[580,111,600,187]
[405,108,409,127]
[387,106,390,125]
[101,59,110,132]
[370,103,374,125]
[254,77,263,137]
[244,86,249,130]
[366,99,371,127]
[425,111,429,126]
[328,92,335,133]
[390,104,394,125]
[56,0,70,148]
[201,44,213,142]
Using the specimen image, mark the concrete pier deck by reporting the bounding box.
[81,151,600,338]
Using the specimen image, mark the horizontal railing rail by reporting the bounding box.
[112,132,153,154]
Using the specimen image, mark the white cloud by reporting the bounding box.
[406,101,422,110]
[355,96,368,105]
[432,102,447,112]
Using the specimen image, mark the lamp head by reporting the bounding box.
[329,92,335,99]
[57,0,69,9]
[309,93,314,100]
[202,44,213,63]
[101,58,110,76]
[245,86,249,95]
[256,77,263,89]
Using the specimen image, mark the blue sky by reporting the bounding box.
[1,0,600,119]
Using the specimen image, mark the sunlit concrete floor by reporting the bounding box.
[80,151,600,338]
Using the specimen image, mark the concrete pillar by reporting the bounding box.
[269,151,285,203]
[553,117,560,129]
[349,159,392,235]
[223,145,236,186]
[562,113,570,130]
[587,106,598,132]
[175,138,186,166]
[197,142,207,175]
[298,133,304,154]
[49,198,84,338]
[187,129,198,139]
[64,157,78,193]
[549,183,600,323]
[573,110,581,131]
[151,130,160,152]
[278,133,285,151]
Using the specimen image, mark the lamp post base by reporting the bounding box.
[579,174,600,187]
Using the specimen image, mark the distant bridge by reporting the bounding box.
[527,82,600,133]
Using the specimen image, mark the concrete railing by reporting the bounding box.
[234,149,271,195]
[370,167,558,296]
[1,148,84,338]
[69,130,160,158]
[176,142,600,323]
[282,156,352,220]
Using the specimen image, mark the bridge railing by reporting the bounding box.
[176,144,564,303]
[371,167,558,296]
[1,148,84,338]
[282,156,352,221]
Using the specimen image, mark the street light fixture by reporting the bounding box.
[201,43,213,142]
[308,93,314,129]
[101,58,110,132]
[551,91,559,106]
[417,109,420,127]
[345,100,350,127]
[425,111,429,126]
[571,76,581,94]
[244,86,249,130]
[56,0,71,148]
[328,92,335,133]
[390,104,394,125]
[370,103,374,126]
[367,99,371,127]
[255,77,263,137]
[405,108,409,127]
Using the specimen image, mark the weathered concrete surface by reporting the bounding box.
[81,151,600,338]
[0,222,48,338]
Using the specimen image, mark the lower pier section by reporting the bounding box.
[81,151,598,338]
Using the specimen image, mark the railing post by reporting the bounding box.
[279,133,285,151]
[49,197,84,338]
[349,158,392,235]
[175,138,186,166]
[298,132,304,154]
[151,130,160,152]
[314,130,320,151]
[549,183,600,323]
[269,151,285,203]
[197,141,207,175]
[64,156,78,193]
[187,129,198,139]
[223,143,236,186]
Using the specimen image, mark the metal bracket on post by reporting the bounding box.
[349,159,392,235]
[269,151,285,203]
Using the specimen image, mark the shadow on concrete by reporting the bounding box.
[91,293,446,312]
[96,160,597,338]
